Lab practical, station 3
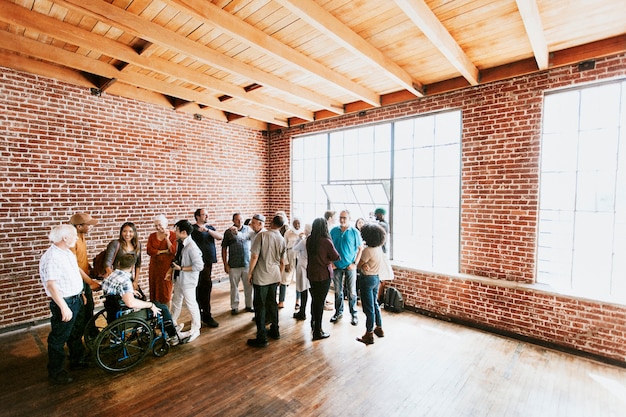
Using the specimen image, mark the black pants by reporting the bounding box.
[253,282,278,341]
[309,279,331,333]
[48,295,83,376]
[67,282,92,363]
[196,263,213,319]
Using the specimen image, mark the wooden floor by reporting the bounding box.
[1,282,625,417]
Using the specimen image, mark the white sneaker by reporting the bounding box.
[179,330,191,339]
[176,323,184,333]
[167,335,179,346]
[187,330,200,343]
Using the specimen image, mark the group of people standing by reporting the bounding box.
[38,207,391,384]
[245,208,390,347]
[39,209,231,384]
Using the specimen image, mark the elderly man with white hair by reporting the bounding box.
[39,224,85,384]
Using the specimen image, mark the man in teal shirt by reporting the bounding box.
[330,210,363,326]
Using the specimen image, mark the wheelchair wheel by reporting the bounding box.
[152,337,170,357]
[94,317,153,372]
[84,309,108,352]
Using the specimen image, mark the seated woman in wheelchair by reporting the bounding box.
[101,253,182,345]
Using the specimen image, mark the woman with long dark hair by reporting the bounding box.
[103,222,142,291]
[306,218,339,340]
[356,223,387,344]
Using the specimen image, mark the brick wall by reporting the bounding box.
[0,67,269,328]
[269,53,626,363]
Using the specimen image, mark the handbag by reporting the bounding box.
[91,241,120,279]
[378,253,394,281]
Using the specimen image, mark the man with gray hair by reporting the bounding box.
[246,215,286,347]
[221,212,254,315]
[330,210,363,326]
[39,224,85,384]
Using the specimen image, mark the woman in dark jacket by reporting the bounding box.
[306,218,339,340]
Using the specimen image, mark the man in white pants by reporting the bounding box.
[167,219,204,343]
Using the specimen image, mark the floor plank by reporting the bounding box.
[1,282,625,417]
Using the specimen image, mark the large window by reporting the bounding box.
[537,80,626,303]
[292,110,462,274]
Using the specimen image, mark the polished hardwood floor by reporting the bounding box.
[1,282,625,417]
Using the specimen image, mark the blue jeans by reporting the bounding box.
[333,267,357,316]
[253,282,279,341]
[359,274,382,332]
[47,294,83,376]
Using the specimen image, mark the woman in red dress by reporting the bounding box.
[147,214,177,306]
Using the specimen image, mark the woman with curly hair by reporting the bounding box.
[356,222,387,345]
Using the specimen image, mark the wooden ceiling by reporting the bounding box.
[1,0,625,131]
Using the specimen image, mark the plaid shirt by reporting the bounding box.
[101,269,133,297]
[39,244,83,297]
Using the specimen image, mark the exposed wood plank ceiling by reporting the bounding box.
[0,0,624,131]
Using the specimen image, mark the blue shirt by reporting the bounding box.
[330,226,362,269]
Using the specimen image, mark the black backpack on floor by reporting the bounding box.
[383,287,404,313]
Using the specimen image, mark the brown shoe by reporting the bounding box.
[357,331,374,345]
[374,326,385,338]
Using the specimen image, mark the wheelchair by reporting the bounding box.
[83,297,172,372]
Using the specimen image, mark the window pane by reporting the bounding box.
[434,144,460,176]
[539,172,576,211]
[395,120,414,150]
[394,178,413,207]
[395,149,413,177]
[580,84,620,130]
[359,128,374,154]
[543,91,579,134]
[434,176,460,207]
[375,124,392,152]
[374,151,391,179]
[413,177,433,207]
[538,80,626,304]
[413,147,433,177]
[344,129,359,155]
[435,112,461,145]
[576,170,615,212]
[293,110,460,275]
[541,133,578,172]
[578,129,618,173]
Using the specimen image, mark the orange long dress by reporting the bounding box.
[147,230,177,304]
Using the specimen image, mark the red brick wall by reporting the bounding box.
[0,67,269,328]
[269,53,626,363]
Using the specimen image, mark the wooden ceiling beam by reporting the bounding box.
[516,0,549,70]
[284,36,626,129]
[393,0,480,86]
[12,0,310,121]
[0,30,288,126]
[0,4,294,123]
[58,0,343,114]
[167,0,373,109]
[0,50,95,89]
[0,48,265,128]
[0,50,207,116]
[274,0,423,98]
